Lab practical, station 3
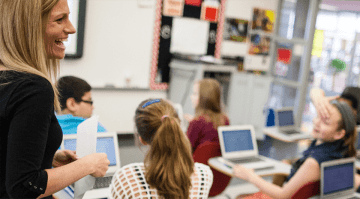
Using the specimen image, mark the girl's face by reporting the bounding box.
[312,105,344,143]
[191,83,199,109]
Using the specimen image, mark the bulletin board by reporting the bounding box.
[150,0,227,90]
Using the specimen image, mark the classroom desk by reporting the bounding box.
[83,187,110,199]
[263,127,312,161]
[208,156,292,177]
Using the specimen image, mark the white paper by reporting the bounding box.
[74,115,99,199]
[170,17,209,55]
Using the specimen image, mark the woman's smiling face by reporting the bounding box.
[44,0,76,59]
[312,104,343,143]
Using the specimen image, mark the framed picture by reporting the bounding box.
[64,0,86,59]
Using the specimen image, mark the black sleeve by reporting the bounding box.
[5,78,54,198]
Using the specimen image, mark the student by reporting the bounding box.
[56,76,107,134]
[186,78,230,152]
[0,1,109,198]
[110,99,213,198]
[233,100,357,199]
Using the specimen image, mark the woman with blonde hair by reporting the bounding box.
[186,78,230,152]
[110,99,213,199]
[0,0,109,198]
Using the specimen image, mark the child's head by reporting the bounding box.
[312,100,356,156]
[56,76,93,118]
[191,78,221,114]
[134,99,194,199]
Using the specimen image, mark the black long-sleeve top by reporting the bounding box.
[0,70,63,198]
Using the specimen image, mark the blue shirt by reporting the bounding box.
[56,114,107,134]
[287,139,348,181]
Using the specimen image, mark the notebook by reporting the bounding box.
[217,125,274,170]
[274,107,307,136]
[60,132,121,190]
[321,157,360,199]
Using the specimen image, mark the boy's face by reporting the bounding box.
[73,91,94,118]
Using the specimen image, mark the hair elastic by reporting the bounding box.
[161,115,169,122]
[142,99,161,108]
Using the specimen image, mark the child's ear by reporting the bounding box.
[66,98,78,111]
[139,136,148,145]
[334,129,346,140]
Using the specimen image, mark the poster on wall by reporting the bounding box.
[223,18,248,42]
[163,0,184,16]
[248,34,271,55]
[251,8,276,33]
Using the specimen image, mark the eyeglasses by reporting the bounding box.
[80,100,93,105]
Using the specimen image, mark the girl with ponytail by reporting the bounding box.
[110,99,213,199]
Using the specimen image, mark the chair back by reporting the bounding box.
[291,181,320,199]
[192,141,231,197]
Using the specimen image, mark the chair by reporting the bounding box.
[236,181,320,199]
[192,141,232,197]
[291,181,320,199]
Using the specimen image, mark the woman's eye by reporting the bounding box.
[56,18,63,22]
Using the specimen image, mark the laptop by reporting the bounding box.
[274,107,307,135]
[60,132,121,190]
[321,157,360,199]
[217,125,274,170]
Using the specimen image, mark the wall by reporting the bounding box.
[59,0,279,133]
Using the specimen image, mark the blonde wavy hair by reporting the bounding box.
[195,78,227,129]
[0,0,61,110]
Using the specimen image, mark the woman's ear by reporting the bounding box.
[334,129,346,140]
[139,136,148,145]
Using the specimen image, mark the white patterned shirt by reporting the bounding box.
[109,162,213,199]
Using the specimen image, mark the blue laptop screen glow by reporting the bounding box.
[63,137,117,166]
[222,130,253,153]
[323,162,353,195]
[278,110,294,126]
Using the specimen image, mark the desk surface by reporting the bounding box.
[263,127,312,143]
[83,187,110,199]
[208,156,292,177]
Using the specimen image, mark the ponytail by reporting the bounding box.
[135,99,194,199]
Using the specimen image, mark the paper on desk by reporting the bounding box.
[74,115,99,199]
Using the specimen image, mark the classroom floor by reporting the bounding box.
[116,134,274,199]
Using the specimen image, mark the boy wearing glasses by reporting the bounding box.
[56,76,107,134]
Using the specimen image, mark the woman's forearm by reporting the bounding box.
[248,173,289,199]
[37,157,94,198]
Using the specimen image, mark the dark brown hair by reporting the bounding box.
[135,99,194,199]
[195,78,227,129]
[334,104,357,157]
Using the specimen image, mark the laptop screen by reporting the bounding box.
[323,162,354,195]
[222,130,254,153]
[278,110,294,126]
[63,137,117,166]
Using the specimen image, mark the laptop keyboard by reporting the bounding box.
[282,130,301,135]
[229,157,263,164]
[93,176,113,189]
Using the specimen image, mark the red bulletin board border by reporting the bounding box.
[150,0,226,90]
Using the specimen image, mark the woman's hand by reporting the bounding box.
[52,150,79,168]
[313,95,339,119]
[233,164,255,181]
